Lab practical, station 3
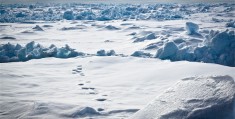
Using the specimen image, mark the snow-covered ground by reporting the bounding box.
[0,2,235,119]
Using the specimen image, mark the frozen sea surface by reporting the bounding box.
[0,2,235,119]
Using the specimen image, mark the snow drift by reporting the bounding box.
[130,75,235,119]
[0,41,85,63]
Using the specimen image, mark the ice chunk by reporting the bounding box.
[131,51,152,58]
[96,49,116,56]
[96,50,106,56]
[0,42,85,63]
[0,56,9,63]
[64,107,100,118]
[106,50,116,56]
[130,75,235,119]
[63,11,74,20]
[210,31,230,54]
[185,22,199,35]
[56,44,80,58]
[32,25,44,31]
[155,30,235,67]
[156,41,178,59]
[226,20,235,28]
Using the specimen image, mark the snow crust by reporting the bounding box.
[130,75,235,119]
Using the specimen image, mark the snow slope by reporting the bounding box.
[130,75,235,119]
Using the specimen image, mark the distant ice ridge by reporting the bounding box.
[0,41,85,63]
[130,75,235,119]
[1,3,232,23]
[155,28,235,67]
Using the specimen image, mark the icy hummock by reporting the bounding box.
[0,41,85,63]
[1,3,228,23]
[96,49,116,56]
[32,25,44,31]
[155,29,235,67]
[130,75,235,119]
[185,22,199,35]
[131,51,152,58]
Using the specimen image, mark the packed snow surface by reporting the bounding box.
[1,57,235,119]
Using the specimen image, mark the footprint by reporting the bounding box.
[96,98,107,101]
[89,92,97,95]
[72,65,84,75]
[80,73,85,76]
[81,87,89,90]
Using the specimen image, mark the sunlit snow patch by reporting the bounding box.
[130,75,235,119]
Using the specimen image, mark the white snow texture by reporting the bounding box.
[130,75,235,119]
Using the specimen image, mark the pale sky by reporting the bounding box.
[0,0,235,4]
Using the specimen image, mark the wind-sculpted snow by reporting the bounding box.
[155,29,235,67]
[130,75,235,119]
[1,3,233,22]
[0,41,85,63]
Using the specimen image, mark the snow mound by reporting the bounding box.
[0,42,84,63]
[63,107,100,118]
[186,22,199,35]
[130,75,235,119]
[155,30,235,67]
[1,101,100,118]
[146,33,156,40]
[104,25,120,30]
